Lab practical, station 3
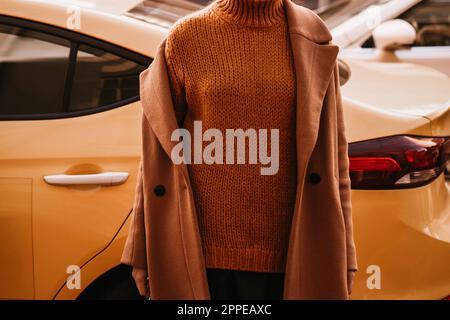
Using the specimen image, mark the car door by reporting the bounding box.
[0,17,149,299]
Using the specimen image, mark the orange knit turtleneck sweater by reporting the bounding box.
[164,0,297,273]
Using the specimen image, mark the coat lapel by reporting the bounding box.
[284,0,339,180]
[139,41,179,156]
[139,42,191,185]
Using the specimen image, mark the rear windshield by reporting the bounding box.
[124,0,390,30]
[125,0,213,28]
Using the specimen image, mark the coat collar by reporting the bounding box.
[139,0,339,184]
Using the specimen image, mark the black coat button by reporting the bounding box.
[309,172,321,184]
[153,184,166,197]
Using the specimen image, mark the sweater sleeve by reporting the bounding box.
[165,33,187,126]
[334,63,358,272]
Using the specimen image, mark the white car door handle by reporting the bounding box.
[43,171,129,186]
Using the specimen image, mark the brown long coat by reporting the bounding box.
[121,0,358,300]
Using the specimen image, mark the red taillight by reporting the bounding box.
[348,135,449,189]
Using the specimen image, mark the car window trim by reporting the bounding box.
[62,41,79,113]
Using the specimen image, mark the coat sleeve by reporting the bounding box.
[334,63,358,272]
[120,113,148,269]
[121,34,187,270]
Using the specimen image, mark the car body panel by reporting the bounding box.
[340,58,450,119]
[351,174,450,300]
[0,177,34,299]
[53,213,132,300]
[51,0,143,15]
[0,101,142,299]
[340,46,450,78]
[0,0,448,300]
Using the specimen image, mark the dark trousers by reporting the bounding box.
[206,268,285,300]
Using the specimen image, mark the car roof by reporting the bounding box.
[37,0,143,15]
[36,0,212,29]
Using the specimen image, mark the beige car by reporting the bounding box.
[0,0,449,300]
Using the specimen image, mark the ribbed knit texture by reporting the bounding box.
[164,0,297,272]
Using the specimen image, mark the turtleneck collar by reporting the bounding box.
[212,0,285,28]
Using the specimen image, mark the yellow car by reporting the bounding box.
[0,0,449,300]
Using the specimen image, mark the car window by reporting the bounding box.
[69,44,146,112]
[0,24,71,115]
[362,0,450,48]
[0,20,149,119]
